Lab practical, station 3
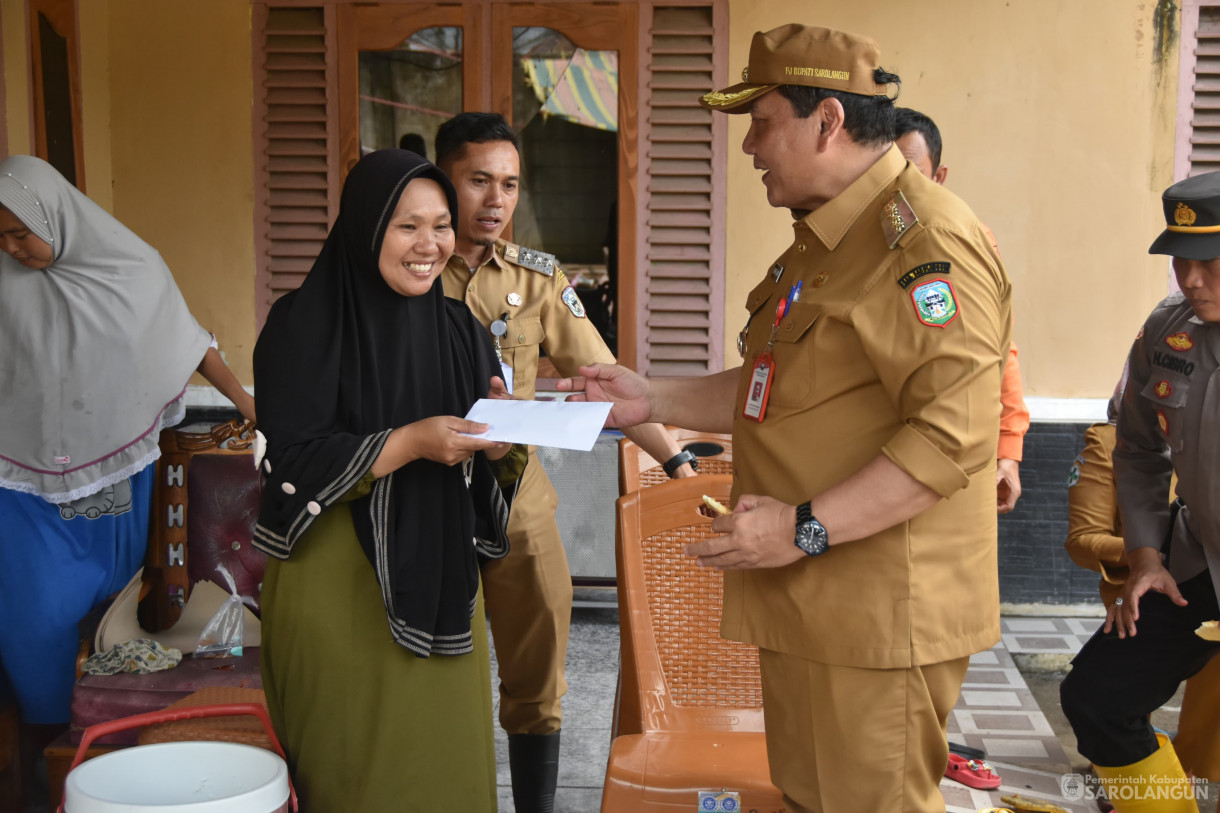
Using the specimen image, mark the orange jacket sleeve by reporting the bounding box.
[997,340,1030,461]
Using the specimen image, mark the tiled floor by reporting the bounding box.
[492,606,1110,813]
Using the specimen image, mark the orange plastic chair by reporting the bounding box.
[617,429,734,494]
[602,474,783,811]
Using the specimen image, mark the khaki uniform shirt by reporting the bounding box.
[1066,423,1129,604]
[725,146,1012,669]
[441,239,615,402]
[1115,293,1220,603]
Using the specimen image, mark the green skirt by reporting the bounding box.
[260,503,497,812]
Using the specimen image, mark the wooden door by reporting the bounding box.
[337,1,638,367]
[28,0,84,189]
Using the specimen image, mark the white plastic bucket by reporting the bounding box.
[64,741,291,813]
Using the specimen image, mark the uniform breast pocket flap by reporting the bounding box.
[773,302,821,344]
[505,316,544,348]
[1139,373,1189,410]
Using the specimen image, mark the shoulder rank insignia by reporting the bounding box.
[910,278,958,328]
[561,286,586,318]
[881,190,918,249]
[1165,331,1194,351]
[501,241,556,277]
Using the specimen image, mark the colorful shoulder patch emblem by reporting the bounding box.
[561,286,586,318]
[910,278,958,327]
[1165,331,1194,351]
[1157,410,1169,435]
[897,261,951,290]
[1154,380,1173,399]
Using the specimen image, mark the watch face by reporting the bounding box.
[795,520,829,556]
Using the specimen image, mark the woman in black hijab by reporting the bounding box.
[253,150,522,812]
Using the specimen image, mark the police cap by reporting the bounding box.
[699,24,898,114]
[1149,171,1220,260]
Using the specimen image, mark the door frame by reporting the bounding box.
[27,0,84,189]
[336,0,639,369]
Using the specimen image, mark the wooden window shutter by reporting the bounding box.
[1191,6,1220,175]
[253,5,338,326]
[639,4,726,376]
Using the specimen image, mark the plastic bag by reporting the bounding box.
[194,563,256,658]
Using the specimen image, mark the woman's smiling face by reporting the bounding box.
[377,177,455,297]
[0,207,54,269]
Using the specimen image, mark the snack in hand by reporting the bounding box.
[701,494,730,515]
[1196,620,1220,641]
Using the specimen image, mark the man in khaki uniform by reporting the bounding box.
[434,113,694,813]
[558,25,1011,811]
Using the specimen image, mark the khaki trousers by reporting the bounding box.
[481,453,573,734]
[758,648,970,813]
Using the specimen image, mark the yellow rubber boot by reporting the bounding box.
[1093,734,1201,812]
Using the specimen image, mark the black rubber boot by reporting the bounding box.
[508,731,560,813]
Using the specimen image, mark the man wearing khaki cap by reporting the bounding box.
[1060,172,1220,813]
[559,23,1012,811]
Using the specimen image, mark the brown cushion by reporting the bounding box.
[186,454,266,613]
[69,649,262,746]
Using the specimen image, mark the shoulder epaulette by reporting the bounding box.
[499,241,556,277]
[880,189,919,250]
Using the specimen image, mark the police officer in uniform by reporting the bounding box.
[558,25,1012,812]
[1061,172,1220,813]
[433,113,695,813]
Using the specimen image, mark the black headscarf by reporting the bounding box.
[252,149,509,657]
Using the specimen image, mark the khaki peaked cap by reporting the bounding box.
[699,24,898,113]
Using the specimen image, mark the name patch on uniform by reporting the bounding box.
[897,261,951,290]
[1165,331,1194,351]
[1153,351,1194,377]
[561,286,586,318]
[910,278,958,328]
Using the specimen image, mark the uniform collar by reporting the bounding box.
[799,144,905,251]
[452,239,510,274]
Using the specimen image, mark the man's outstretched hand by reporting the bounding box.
[555,363,653,428]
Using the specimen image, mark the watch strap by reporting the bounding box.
[662,449,698,477]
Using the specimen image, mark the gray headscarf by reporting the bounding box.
[0,155,212,503]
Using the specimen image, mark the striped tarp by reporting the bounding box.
[522,49,618,132]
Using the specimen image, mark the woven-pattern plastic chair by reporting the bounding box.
[602,475,782,811]
[617,429,733,493]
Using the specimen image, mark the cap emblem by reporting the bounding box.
[701,87,759,107]
[1175,202,1197,227]
[742,67,749,82]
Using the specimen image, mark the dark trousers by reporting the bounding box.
[1061,570,1220,767]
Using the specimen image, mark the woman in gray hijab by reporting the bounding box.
[0,155,256,741]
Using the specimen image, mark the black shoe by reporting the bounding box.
[948,741,987,761]
[508,731,560,813]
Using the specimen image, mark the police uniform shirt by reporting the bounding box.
[1114,292,1220,603]
[441,238,615,402]
[727,146,1013,670]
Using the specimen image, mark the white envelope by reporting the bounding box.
[463,398,612,451]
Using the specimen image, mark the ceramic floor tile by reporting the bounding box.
[1003,618,1061,633]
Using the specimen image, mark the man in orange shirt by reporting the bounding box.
[895,107,1029,514]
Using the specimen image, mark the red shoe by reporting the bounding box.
[945,752,1003,789]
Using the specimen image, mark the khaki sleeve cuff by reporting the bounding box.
[882,425,970,499]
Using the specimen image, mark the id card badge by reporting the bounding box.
[499,361,514,395]
[742,349,774,422]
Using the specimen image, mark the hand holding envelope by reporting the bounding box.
[462,398,613,452]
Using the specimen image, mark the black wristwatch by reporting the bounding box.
[662,449,698,478]
[794,501,829,556]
